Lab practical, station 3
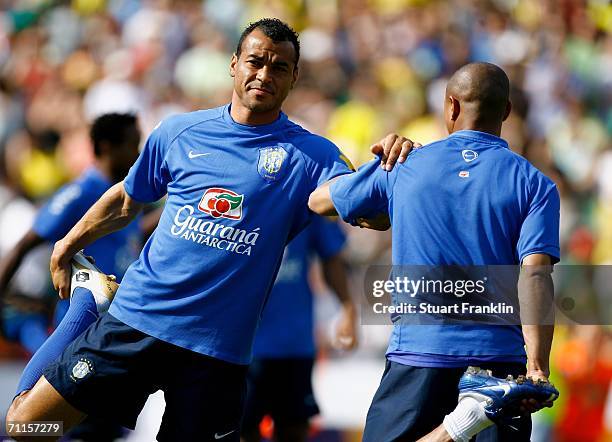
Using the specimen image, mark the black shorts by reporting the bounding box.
[241,357,319,432]
[44,313,248,442]
[362,361,531,442]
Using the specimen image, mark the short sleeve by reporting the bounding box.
[310,216,346,259]
[301,136,354,188]
[517,176,560,263]
[329,158,392,224]
[32,183,90,242]
[123,122,172,203]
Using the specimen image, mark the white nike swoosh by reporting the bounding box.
[214,429,236,439]
[188,150,212,159]
[498,384,511,395]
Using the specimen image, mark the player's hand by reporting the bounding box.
[50,240,74,300]
[371,133,422,171]
[520,369,555,414]
[356,213,391,231]
[333,302,358,351]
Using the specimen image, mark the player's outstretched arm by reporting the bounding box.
[50,182,145,299]
[309,179,391,231]
[311,133,419,230]
[519,253,554,386]
[308,177,340,216]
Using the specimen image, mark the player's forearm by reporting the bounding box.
[523,324,554,376]
[0,230,44,294]
[55,182,144,259]
[522,271,554,375]
[308,179,339,216]
[519,254,555,376]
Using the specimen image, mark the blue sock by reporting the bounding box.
[15,288,98,396]
[19,315,49,354]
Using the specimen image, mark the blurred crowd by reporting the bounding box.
[0,0,610,440]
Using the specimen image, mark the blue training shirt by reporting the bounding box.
[33,168,141,281]
[253,216,346,359]
[330,130,560,367]
[109,104,352,365]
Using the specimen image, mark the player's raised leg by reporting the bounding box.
[5,253,117,440]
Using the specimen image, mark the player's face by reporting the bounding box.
[230,29,298,115]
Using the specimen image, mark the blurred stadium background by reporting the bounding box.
[0,0,610,441]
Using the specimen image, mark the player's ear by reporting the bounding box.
[502,100,512,122]
[290,65,299,89]
[229,53,238,77]
[450,96,460,121]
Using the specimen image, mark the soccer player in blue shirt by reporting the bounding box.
[242,216,356,442]
[0,114,142,341]
[0,113,142,441]
[309,62,560,441]
[0,113,142,298]
[5,19,413,442]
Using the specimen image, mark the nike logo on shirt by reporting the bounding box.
[188,150,212,159]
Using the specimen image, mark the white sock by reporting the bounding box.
[442,396,493,442]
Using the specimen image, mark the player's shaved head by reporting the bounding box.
[444,62,511,135]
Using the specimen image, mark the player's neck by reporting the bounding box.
[230,95,281,126]
[451,119,502,137]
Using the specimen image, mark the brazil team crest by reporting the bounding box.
[70,357,94,382]
[258,146,288,182]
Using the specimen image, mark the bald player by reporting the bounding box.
[310,62,560,441]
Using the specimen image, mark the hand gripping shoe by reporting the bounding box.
[458,366,559,421]
[70,251,118,314]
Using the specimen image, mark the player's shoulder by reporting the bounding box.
[503,149,558,202]
[154,107,225,141]
[283,120,342,156]
[400,138,449,164]
[507,149,555,184]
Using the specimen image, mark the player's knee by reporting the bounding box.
[6,396,38,441]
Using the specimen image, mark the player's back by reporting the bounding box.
[389,130,559,267]
[380,130,559,364]
[326,129,560,364]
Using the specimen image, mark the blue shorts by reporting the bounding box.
[363,361,531,442]
[242,357,319,433]
[44,313,247,442]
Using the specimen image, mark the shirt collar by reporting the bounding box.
[222,104,288,134]
[448,130,509,148]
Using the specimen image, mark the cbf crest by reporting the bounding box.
[70,357,94,382]
[258,146,288,182]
